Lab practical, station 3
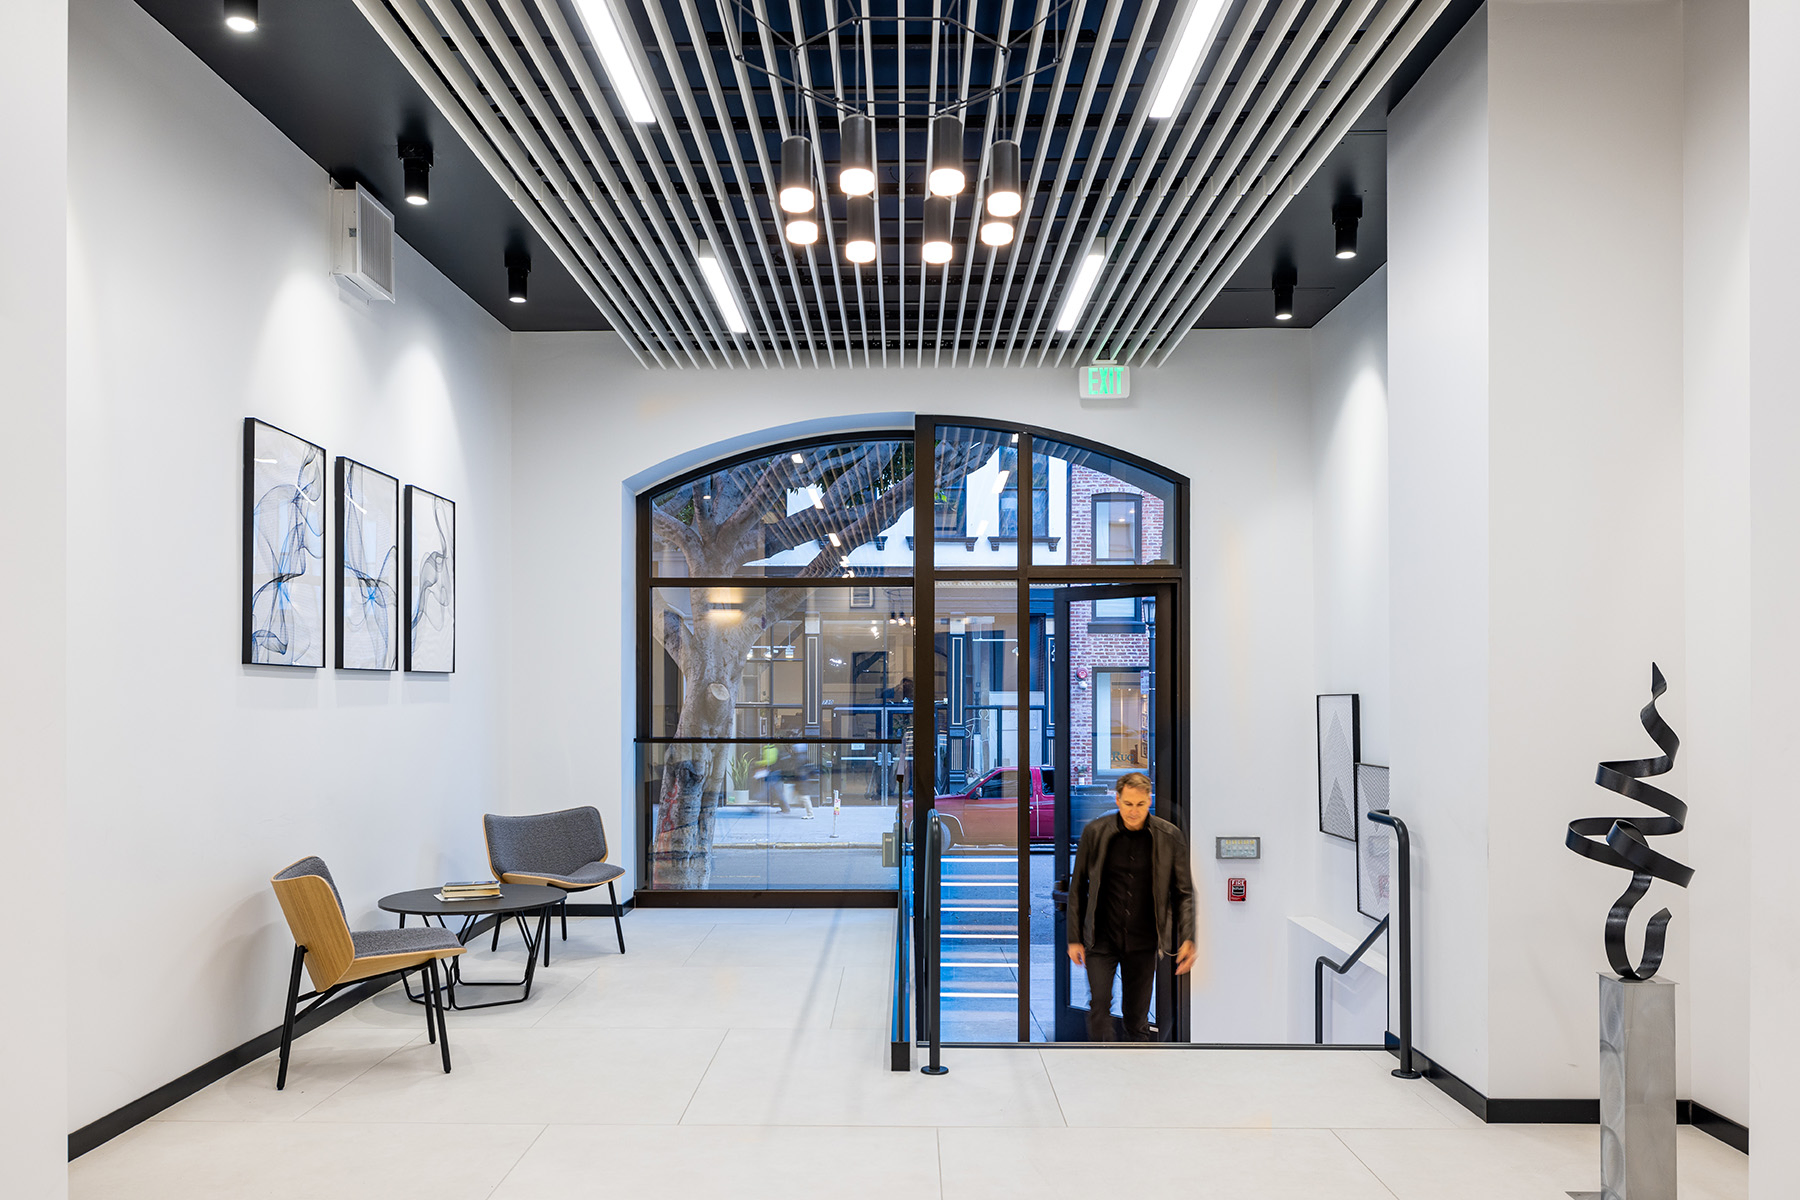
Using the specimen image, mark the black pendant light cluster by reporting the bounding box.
[779,114,1023,266]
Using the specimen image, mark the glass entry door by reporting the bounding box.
[1051,583,1179,1041]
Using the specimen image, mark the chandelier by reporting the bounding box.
[725,0,1075,264]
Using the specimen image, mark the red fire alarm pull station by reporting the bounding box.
[1228,877,1247,902]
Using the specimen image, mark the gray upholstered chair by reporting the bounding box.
[483,807,626,962]
[269,856,464,1088]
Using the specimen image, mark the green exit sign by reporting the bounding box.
[1080,364,1131,399]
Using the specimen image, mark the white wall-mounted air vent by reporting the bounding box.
[331,183,395,303]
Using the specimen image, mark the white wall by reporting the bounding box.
[509,329,1326,1041]
[1747,0,1800,1185]
[1485,0,1687,1102]
[1387,8,1493,1094]
[63,0,513,1128]
[1,0,70,1193]
[1681,0,1751,1132]
[1294,266,1391,1043]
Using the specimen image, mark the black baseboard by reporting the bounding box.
[1685,1100,1751,1154]
[564,898,636,917]
[67,971,398,1160]
[1383,1034,1750,1151]
[632,889,897,909]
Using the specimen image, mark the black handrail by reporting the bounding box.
[920,811,948,1075]
[1314,916,1389,1044]
[1366,808,1422,1079]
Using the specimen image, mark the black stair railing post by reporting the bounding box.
[1368,809,1422,1079]
[922,812,948,1075]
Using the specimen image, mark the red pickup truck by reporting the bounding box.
[907,766,1056,847]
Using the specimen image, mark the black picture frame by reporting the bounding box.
[335,457,401,671]
[1316,693,1360,841]
[403,484,456,673]
[1355,762,1392,919]
[243,417,327,667]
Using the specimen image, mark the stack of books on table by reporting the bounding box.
[436,879,502,902]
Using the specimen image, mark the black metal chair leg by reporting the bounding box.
[609,881,626,953]
[560,897,568,941]
[429,959,452,1073]
[420,967,436,1044]
[276,945,306,1090]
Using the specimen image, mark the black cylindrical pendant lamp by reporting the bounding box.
[986,139,1022,218]
[922,195,954,264]
[224,0,258,32]
[1332,196,1362,260]
[839,115,875,197]
[780,136,816,214]
[928,115,965,197]
[846,194,877,263]
[506,250,530,304]
[1273,264,1296,321]
[399,142,433,206]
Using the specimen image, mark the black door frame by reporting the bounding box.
[1052,582,1184,1042]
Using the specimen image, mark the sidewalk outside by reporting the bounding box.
[711,802,897,849]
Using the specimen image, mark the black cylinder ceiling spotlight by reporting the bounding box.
[1273,264,1297,321]
[839,115,875,197]
[399,142,433,206]
[845,193,877,264]
[506,249,530,304]
[928,115,966,197]
[224,0,258,32]
[922,195,955,264]
[1332,196,1363,260]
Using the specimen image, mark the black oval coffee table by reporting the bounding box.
[379,883,566,1010]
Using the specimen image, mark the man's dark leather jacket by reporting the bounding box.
[1068,812,1197,956]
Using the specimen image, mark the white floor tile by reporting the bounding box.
[683,920,895,968]
[533,962,845,1029]
[152,1028,422,1122]
[489,1124,941,1199]
[1041,1047,1458,1129]
[70,1120,542,1200]
[938,1126,1397,1200]
[299,1027,726,1126]
[832,965,896,1030]
[680,1028,1066,1127]
[1336,1124,1746,1200]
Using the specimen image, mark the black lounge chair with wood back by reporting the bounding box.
[269,856,465,1088]
[483,806,626,964]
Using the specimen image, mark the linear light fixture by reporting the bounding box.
[1054,247,1108,331]
[572,0,657,124]
[695,240,749,334]
[1147,0,1227,119]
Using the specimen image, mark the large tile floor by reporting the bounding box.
[71,909,1750,1199]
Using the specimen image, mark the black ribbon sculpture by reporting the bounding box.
[1564,664,1694,981]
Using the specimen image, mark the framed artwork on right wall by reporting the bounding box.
[1316,693,1360,841]
[403,485,456,673]
[1356,762,1392,920]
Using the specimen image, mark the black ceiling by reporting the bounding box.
[136,0,1478,344]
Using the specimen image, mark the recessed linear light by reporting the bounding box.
[1147,0,1228,120]
[1054,250,1107,331]
[695,240,749,334]
[224,0,258,33]
[572,0,657,125]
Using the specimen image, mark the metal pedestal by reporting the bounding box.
[1597,974,1676,1200]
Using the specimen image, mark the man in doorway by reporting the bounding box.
[1066,772,1197,1041]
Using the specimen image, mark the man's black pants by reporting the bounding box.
[1083,948,1158,1041]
